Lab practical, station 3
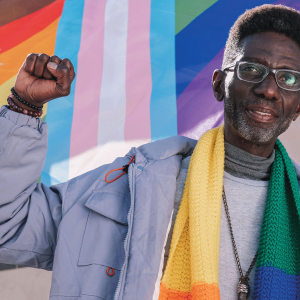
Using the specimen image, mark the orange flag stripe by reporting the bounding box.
[0,0,64,55]
[0,18,60,86]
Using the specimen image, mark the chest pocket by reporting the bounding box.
[78,190,130,299]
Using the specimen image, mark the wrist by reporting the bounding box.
[7,95,42,117]
[11,96,37,111]
[11,87,43,111]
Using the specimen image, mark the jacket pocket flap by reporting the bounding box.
[85,191,130,225]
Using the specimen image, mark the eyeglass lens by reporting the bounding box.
[237,62,300,91]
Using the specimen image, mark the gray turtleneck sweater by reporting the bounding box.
[224,141,275,181]
[163,142,276,300]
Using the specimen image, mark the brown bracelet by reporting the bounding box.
[7,94,43,118]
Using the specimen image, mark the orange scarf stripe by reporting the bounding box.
[159,282,220,300]
[159,282,190,300]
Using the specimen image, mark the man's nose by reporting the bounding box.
[253,74,280,100]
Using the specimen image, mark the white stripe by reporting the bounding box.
[152,211,174,300]
[98,0,128,146]
[68,139,148,179]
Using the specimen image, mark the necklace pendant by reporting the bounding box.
[238,277,250,300]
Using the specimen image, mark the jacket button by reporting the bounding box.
[137,166,143,172]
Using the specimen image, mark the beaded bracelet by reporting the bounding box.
[11,87,43,111]
[7,95,43,117]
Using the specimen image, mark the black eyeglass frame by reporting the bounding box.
[223,61,300,92]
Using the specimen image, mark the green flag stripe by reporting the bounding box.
[175,0,218,34]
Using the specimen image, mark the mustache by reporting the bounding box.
[239,98,283,117]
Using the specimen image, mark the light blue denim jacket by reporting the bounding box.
[0,106,196,300]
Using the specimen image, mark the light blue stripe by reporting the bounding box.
[41,0,85,185]
[150,0,177,141]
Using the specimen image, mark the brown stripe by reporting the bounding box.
[0,0,56,27]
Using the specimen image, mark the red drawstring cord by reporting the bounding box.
[105,155,135,183]
[107,267,115,276]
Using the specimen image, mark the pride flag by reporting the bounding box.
[0,0,299,185]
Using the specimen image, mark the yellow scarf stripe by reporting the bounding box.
[160,126,224,299]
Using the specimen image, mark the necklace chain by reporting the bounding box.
[222,186,258,281]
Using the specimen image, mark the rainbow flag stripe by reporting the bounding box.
[0,0,299,185]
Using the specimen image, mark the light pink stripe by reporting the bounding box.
[70,0,107,157]
[124,0,152,141]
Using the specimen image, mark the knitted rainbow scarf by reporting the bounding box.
[159,125,300,299]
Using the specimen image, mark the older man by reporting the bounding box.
[0,4,300,300]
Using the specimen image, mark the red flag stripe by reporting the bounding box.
[0,0,64,55]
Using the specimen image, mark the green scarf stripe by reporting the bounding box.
[279,140,300,217]
[256,140,300,275]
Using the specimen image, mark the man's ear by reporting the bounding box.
[293,100,300,121]
[212,69,225,102]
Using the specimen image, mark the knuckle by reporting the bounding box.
[60,65,70,74]
[61,58,72,66]
[38,53,50,61]
[26,53,38,61]
[50,55,61,63]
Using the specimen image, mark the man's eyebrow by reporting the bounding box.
[240,56,263,63]
[241,56,300,71]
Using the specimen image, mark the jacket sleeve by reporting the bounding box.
[0,106,69,270]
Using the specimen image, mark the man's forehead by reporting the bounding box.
[236,32,300,69]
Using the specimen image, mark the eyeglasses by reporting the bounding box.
[223,61,300,91]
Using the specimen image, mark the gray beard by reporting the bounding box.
[224,96,293,143]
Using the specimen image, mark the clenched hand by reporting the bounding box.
[14,53,75,106]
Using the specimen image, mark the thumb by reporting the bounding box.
[47,62,58,71]
[47,62,71,95]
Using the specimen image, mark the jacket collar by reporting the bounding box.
[127,135,197,161]
[126,134,300,181]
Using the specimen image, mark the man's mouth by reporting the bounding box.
[245,107,278,123]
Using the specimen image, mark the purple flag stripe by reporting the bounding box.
[177,0,300,139]
[177,48,224,138]
[273,0,300,9]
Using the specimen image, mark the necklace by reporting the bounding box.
[222,186,258,300]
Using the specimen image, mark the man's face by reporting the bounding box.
[223,32,300,144]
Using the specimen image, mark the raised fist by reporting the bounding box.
[14,53,75,106]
